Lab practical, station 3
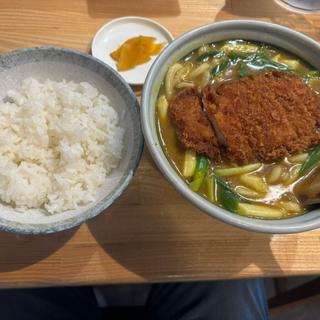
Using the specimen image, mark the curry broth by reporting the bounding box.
[156,40,319,218]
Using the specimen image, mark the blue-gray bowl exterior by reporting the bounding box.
[0,47,143,234]
[142,20,320,234]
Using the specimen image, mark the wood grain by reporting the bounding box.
[0,0,320,288]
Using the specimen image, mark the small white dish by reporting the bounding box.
[92,16,174,85]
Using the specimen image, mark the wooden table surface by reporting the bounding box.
[0,0,320,288]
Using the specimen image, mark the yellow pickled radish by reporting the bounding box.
[110,36,165,71]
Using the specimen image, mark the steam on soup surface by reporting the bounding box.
[156,40,320,219]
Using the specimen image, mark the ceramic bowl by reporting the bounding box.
[141,20,320,234]
[0,47,143,234]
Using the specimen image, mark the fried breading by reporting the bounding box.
[169,88,221,161]
[169,71,320,165]
[203,70,320,164]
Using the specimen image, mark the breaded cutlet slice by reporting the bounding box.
[202,70,320,164]
[169,88,221,162]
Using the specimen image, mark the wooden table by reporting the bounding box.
[0,0,320,288]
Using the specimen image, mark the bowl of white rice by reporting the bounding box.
[0,47,143,234]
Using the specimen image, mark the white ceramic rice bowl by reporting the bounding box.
[0,47,143,234]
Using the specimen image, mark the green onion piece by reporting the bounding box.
[215,175,247,212]
[228,50,251,61]
[189,156,209,192]
[299,145,320,176]
[215,175,236,194]
[248,56,290,71]
[239,62,248,77]
[206,175,215,202]
[211,60,229,77]
[215,175,248,201]
[196,50,222,62]
[217,188,239,213]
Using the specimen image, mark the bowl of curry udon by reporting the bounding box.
[141,20,320,233]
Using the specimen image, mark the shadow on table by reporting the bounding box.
[86,0,181,18]
[215,0,318,37]
[0,227,77,272]
[87,160,290,282]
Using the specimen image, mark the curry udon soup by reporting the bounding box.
[156,40,320,219]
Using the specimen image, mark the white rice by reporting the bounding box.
[0,78,124,213]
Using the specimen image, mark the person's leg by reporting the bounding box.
[0,286,102,320]
[147,278,269,320]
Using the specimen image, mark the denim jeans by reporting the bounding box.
[0,278,269,320]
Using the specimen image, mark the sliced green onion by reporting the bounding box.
[206,175,215,202]
[217,188,239,213]
[211,60,229,77]
[215,175,247,212]
[196,50,222,62]
[248,56,290,71]
[299,145,320,176]
[189,156,209,192]
[214,175,235,193]
[228,50,252,61]
[239,62,248,77]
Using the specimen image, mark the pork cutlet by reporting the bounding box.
[169,88,221,161]
[170,70,320,164]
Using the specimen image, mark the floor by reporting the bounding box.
[267,276,320,320]
[94,276,320,319]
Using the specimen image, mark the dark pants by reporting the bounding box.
[0,279,269,320]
